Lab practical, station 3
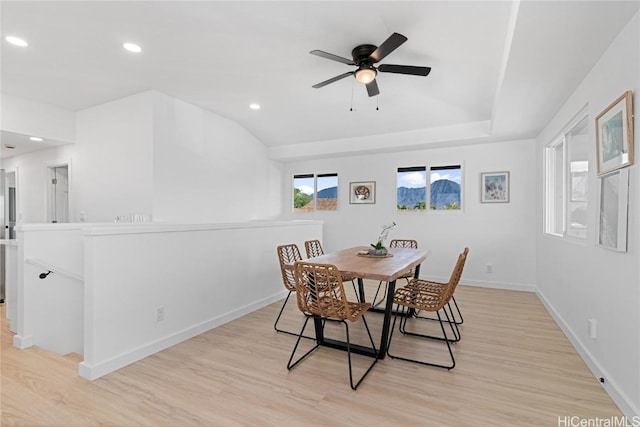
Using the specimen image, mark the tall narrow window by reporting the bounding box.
[430,165,462,210]
[545,109,589,238]
[293,174,314,212]
[566,116,589,238]
[316,173,338,211]
[397,167,426,210]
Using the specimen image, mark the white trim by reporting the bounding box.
[78,290,287,380]
[537,290,639,418]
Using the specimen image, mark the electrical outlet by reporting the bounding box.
[485,264,493,273]
[156,306,165,322]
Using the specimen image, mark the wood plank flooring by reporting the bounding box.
[1,283,622,426]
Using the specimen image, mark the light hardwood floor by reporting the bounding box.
[1,283,622,426]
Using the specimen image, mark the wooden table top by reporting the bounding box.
[304,246,427,282]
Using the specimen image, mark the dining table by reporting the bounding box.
[303,245,428,359]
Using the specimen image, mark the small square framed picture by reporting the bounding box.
[481,172,510,203]
[349,181,375,204]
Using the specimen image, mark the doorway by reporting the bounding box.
[47,165,69,223]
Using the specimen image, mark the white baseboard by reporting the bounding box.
[536,290,639,419]
[422,275,537,293]
[13,334,33,349]
[79,291,287,381]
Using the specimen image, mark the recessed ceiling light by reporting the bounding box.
[5,36,28,47]
[249,104,261,110]
[123,42,142,53]
[29,136,44,142]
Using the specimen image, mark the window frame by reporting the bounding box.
[396,163,464,213]
[292,172,338,213]
[544,107,589,239]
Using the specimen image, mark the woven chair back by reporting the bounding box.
[277,244,303,292]
[442,247,469,303]
[389,239,418,249]
[304,240,324,258]
[293,261,352,320]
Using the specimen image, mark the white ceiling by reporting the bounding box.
[1,1,638,160]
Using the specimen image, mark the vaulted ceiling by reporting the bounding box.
[1,1,638,160]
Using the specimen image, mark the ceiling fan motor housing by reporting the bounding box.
[352,44,377,65]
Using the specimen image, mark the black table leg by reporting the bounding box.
[357,277,366,302]
[377,279,397,359]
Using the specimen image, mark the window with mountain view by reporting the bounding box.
[430,165,462,210]
[316,173,338,211]
[397,165,462,211]
[397,167,427,210]
[293,173,338,212]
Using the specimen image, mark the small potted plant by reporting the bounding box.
[368,241,388,256]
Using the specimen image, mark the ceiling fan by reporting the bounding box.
[310,32,431,97]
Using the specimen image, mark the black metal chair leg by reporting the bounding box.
[343,317,378,390]
[387,305,456,370]
[274,292,315,339]
[413,296,463,325]
[400,304,461,343]
[287,316,320,370]
[372,281,387,308]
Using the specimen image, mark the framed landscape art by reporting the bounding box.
[595,90,634,176]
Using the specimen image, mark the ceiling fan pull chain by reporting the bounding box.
[376,95,379,111]
[350,80,355,111]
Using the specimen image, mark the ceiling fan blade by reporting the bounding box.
[312,72,354,88]
[378,64,431,76]
[310,49,356,65]
[366,79,380,97]
[369,33,407,63]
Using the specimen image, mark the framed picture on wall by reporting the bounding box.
[597,168,629,252]
[349,181,376,204]
[595,90,634,176]
[481,172,510,203]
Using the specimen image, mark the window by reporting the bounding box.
[397,164,462,211]
[545,111,589,238]
[293,173,338,212]
[430,165,462,210]
[397,167,426,210]
[316,173,338,211]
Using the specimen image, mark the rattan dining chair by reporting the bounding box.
[386,247,469,370]
[304,240,361,302]
[275,244,313,338]
[371,239,418,308]
[287,261,378,390]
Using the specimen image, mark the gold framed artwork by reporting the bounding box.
[349,181,375,204]
[595,90,634,176]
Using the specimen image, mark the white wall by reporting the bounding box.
[151,92,283,222]
[0,144,75,223]
[74,92,155,222]
[80,220,321,379]
[8,90,285,224]
[282,139,537,290]
[0,93,76,143]
[536,12,640,417]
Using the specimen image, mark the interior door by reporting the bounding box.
[48,165,69,223]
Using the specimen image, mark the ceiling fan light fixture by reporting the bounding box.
[355,67,377,84]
